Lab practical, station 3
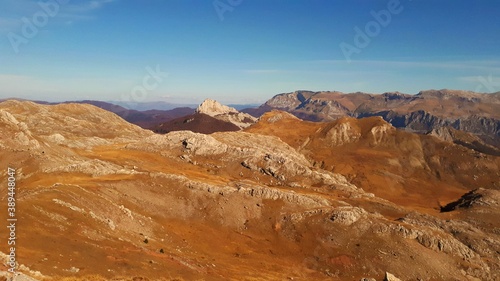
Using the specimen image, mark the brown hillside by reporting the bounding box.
[246,111,500,213]
[0,101,498,280]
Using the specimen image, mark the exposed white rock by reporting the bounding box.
[195,99,257,129]
[370,123,394,145]
[384,272,402,281]
[329,206,367,225]
[195,99,239,117]
[326,121,361,145]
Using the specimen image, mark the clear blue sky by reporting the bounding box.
[1,0,499,105]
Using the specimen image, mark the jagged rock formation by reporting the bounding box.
[428,126,500,156]
[152,99,257,134]
[196,99,257,129]
[245,89,500,148]
[360,110,500,148]
[440,188,500,212]
[195,98,239,116]
[0,101,499,281]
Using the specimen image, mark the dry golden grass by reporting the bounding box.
[47,276,186,281]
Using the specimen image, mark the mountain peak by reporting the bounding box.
[195,99,238,117]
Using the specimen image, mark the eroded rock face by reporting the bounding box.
[193,99,257,129]
[264,91,309,110]
[195,98,239,116]
[428,126,454,142]
[329,206,366,225]
[366,110,500,147]
[128,129,357,191]
[326,120,361,145]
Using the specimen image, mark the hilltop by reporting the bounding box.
[152,99,256,134]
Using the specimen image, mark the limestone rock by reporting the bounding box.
[384,272,402,281]
[193,99,256,129]
[195,99,239,117]
[329,206,367,226]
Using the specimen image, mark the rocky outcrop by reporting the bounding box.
[152,99,257,132]
[361,110,500,146]
[383,272,402,281]
[129,130,357,190]
[324,119,361,145]
[195,98,239,116]
[195,99,256,129]
[263,91,314,110]
[440,188,500,212]
[428,126,454,142]
[428,126,500,156]
[213,111,257,129]
[329,206,367,225]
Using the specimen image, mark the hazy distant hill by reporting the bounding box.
[58,100,194,129]
[110,100,198,111]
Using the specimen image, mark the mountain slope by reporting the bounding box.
[0,101,499,280]
[60,100,194,129]
[246,111,500,211]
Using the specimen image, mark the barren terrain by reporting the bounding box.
[0,101,499,280]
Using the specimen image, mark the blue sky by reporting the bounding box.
[1,0,499,105]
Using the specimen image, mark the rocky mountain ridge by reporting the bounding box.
[245,89,500,148]
[10,90,498,149]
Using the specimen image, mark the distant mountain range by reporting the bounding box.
[62,100,195,129]
[243,89,500,148]
[108,100,259,111]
